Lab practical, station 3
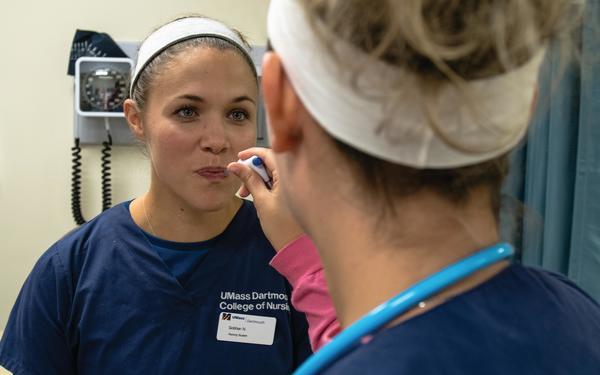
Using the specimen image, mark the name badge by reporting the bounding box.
[216,312,277,346]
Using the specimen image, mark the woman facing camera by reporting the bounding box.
[0,16,314,375]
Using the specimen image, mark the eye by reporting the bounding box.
[175,106,198,119]
[228,109,249,122]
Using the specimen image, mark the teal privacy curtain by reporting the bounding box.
[501,0,600,301]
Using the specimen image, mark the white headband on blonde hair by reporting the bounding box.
[131,17,252,97]
[267,0,546,168]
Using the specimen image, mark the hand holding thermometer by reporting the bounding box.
[237,156,273,189]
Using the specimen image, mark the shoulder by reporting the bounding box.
[323,332,431,374]
[40,202,134,282]
[327,264,600,374]
[509,263,600,307]
[58,201,131,248]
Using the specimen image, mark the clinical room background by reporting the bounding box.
[1,1,599,373]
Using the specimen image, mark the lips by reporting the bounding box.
[196,166,228,180]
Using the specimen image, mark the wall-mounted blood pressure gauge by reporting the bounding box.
[75,57,133,117]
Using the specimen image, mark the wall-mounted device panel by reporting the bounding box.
[75,57,131,117]
[74,42,137,145]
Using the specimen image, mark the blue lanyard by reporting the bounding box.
[294,242,515,375]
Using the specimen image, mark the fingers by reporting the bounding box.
[227,161,268,200]
[237,184,250,198]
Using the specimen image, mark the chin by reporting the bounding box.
[189,190,237,213]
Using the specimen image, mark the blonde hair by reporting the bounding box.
[297,0,582,217]
[301,0,578,82]
[302,0,579,149]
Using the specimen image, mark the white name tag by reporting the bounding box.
[216,312,277,346]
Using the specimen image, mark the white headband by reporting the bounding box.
[267,0,546,168]
[131,17,252,97]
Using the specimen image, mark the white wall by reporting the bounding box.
[0,0,269,336]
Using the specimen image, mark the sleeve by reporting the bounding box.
[0,246,76,375]
[289,299,313,368]
[270,235,341,351]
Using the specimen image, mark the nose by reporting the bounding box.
[200,114,229,154]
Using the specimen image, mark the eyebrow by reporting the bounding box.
[176,94,204,102]
[232,96,256,105]
[175,94,256,105]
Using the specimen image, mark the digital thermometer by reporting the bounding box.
[238,156,273,189]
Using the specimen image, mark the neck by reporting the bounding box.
[306,187,503,328]
[130,186,242,243]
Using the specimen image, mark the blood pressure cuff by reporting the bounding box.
[67,29,128,75]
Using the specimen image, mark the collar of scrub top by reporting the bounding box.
[130,17,254,97]
[293,242,515,375]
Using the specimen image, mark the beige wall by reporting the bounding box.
[0,0,269,340]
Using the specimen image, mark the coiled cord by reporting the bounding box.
[71,124,114,226]
[71,138,86,225]
[101,132,113,211]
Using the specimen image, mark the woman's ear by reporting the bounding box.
[123,99,145,141]
[261,52,303,153]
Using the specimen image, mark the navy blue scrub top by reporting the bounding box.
[0,200,311,374]
[324,263,600,374]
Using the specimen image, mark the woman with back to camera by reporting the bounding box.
[230,0,600,373]
[0,15,340,374]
